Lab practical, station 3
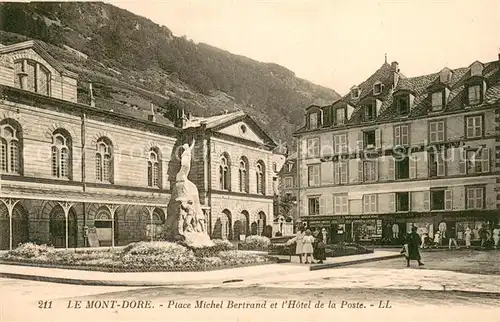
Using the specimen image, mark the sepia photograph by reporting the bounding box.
[0,0,498,321]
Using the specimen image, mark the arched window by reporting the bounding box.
[148,147,161,188]
[95,137,113,183]
[219,153,230,190]
[51,129,72,179]
[0,119,22,174]
[239,157,249,193]
[14,59,51,95]
[256,160,265,195]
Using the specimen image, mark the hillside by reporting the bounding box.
[0,2,340,147]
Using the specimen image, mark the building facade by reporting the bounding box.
[294,58,500,245]
[0,40,276,250]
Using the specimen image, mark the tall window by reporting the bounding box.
[14,59,51,95]
[284,176,293,189]
[397,96,409,115]
[309,113,318,129]
[148,147,160,188]
[306,138,320,157]
[394,125,409,146]
[333,195,349,215]
[431,91,444,111]
[334,134,347,154]
[333,161,348,184]
[466,115,482,138]
[428,150,446,177]
[239,157,249,192]
[335,107,346,125]
[467,85,481,105]
[363,161,377,182]
[95,137,113,183]
[365,103,376,121]
[256,160,265,195]
[429,121,445,143]
[51,129,71,179]
[465,149,490,174]
[466,187,484,209]
[219,154,230,190]
[0,119,22,174]
[307,164,320,186]
[363,194,377,213]
[308,197,320,216]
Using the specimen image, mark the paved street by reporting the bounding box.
[1,278,499,322]
[355,249,500,275]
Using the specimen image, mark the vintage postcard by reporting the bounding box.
[0,0,499,321]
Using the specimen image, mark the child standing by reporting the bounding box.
[302,229,315,264]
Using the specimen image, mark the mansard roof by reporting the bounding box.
[294,58,500,135]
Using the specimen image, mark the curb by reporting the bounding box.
[310,254,403,271]
[0,272,233,287]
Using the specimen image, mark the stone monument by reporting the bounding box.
[165,139,214,247]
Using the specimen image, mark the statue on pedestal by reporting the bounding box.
[165,138,214,247]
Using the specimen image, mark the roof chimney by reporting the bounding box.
[391,61,400,89]
[89,82,95,107]
[148,102,156,122]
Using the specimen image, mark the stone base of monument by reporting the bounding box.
[180,231,215,248]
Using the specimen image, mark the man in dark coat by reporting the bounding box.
[406,226,424,267]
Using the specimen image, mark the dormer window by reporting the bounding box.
[373,82,383,95]
[351,87,360,99]
[431,91,444,111]
[470,61,483,77]
[364,103,376,121]
[396,96,409,116]
[334,107,346,125]
[468,85,481,105]
[439,68,453,83]
[309,113,318,129]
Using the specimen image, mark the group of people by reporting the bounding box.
[419,224,500,249]
[286,227,328,264]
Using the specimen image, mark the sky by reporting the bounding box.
[107,0,499,94]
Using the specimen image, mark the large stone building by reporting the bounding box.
[293,57,500,245]
[0,40,277,250]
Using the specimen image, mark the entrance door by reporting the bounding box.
[49,208,77,248]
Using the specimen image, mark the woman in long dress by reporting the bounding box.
[464,226,472,248]
[302,230,315,264]
[312,228,326,263]
[287,227,305,263]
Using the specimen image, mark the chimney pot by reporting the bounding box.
[391,61,399,71]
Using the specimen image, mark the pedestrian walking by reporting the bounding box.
[448,226,459,250]
[302,229,315,264]
[464,226,472,248]
[493,225,500,249]
[405,226,424,267]
[478,225,488,248]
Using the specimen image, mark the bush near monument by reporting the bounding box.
[238,236,271,251]
[1,241,273,272]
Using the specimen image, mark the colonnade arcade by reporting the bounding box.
[0,197,169,250]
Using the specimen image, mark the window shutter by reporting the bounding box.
[375,129,382,149]
[389,193,396,212]
[482,148,490,173]
[334,162,340,184]
[342,197,349,214]
[363,196,369,213]
[340,161,348,184]
[303,199,308,216]
[423,191,430,211]
[357,159,363,183]
[319,196,326,215]
[459,148,466,175]
[357,132,363,151]
[388,156,395,180]
[394,126,401,146]
[374,159,379,181]
[328,195,334,215]
[409,156,417,179]
[445,189,453,210]
[347,104,354,120]
[375,100,381,117]
[437,152,445,176]
[333,135,338,154]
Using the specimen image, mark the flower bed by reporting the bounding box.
[269,241,373,257]
[1,241,274,272]
[238,236,271,251]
